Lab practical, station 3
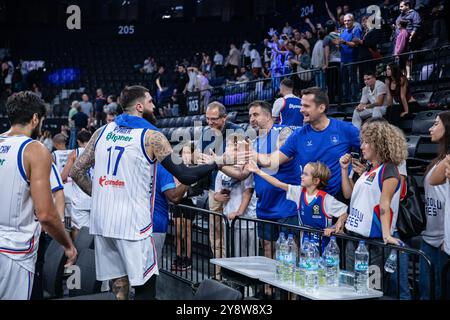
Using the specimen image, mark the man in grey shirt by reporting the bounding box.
[352,71,387,129]
[80,94,93,118]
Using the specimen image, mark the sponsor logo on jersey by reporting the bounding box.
[99,175,125,188]
[0,145,11,154]
[365,172,376,184]
[288,103,301,109]
[106,132,133,143]
[306,140,313,147]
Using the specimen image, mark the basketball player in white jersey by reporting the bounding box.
[70,85,232,300]
[0,91,77,300]
[52,133,74,224]
[61,130,93,240]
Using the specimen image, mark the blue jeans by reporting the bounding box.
[69,127,77,149]
[419,240,450,300]
[314,70,326,90]
[341,63,359,102]
[387,232,412,300]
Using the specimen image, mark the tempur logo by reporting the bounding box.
[99,176,125,188]
[106,132,133,143]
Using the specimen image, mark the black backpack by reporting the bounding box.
[396,172,427,239]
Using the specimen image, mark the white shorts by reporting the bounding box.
[94,235,158,287]
[71,208,90,230]
[0,254,34,300]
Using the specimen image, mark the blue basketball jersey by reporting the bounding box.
[280,96,303,126]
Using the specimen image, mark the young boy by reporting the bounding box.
[248,160,348,250]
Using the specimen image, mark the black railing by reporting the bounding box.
[161,204,440,300]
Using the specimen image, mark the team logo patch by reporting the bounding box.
[313,204,321,217]
[330,135,339,144]
[365,172,376,184]
[306,140,313,147]
[99,176,125,188]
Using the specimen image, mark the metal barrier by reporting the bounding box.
[161,204,439,300]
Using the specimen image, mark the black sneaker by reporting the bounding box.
[171,256,183,271]
[179,257,192,271]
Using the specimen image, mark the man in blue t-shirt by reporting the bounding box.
[255,87,360,198]
[272,78,303,126]
[338,13,362,102]
[220,100,301,259]
[153,164,187,298]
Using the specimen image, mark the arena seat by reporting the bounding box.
[175,117,185,128]
[183,116,193,127]
[411,110,441,134]
[42,239,67,298]
[68,249,102,297]
[412,91,434,108]
[428,89,450,109]
[73,227,94,252]
[406,135,421,158]
[193,279,243,300]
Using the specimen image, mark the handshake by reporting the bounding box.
[196,138,255,167]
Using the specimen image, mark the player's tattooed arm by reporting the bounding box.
[70,128,101,196]
[145,130,173,162]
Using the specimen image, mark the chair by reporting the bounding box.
[411,110,441,135]
[68,248,102,297]
[193,279,243,300]
[412,91,433,108]
[42,239,67,298]
[73,227,94,252]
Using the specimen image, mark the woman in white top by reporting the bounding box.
[341,119,408,275]
[426,111,450,299]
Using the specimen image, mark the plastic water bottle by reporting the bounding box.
[384,241,405,273]
[282,234,297,283]
[275,232,287,280]
[295,234,310,288]
[354,240,370,294]
[323,236,340,287]
[305,237,319,292]
[318,256,326,287]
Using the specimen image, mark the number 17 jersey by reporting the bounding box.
[91,123,156,240]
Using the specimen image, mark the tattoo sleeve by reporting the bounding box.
[70,129,101,196]
[146,130,173,162]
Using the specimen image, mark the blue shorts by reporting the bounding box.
[257,215,300,241]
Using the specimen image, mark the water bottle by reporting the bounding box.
[305,237,319,292]
[295,234,310,288]
[282,234,297,283]
[318,256,326,287]
[323,236,340,287]
[384,241,405,273]
[275,232,287,280]
[354,240,370,294]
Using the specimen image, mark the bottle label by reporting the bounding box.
[355,262,368,271]
[325,256,339,266]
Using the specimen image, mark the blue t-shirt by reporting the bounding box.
[254,125,301,220]
[280,118,360,196]
[280,96,303,126]
[340,26,363,63]
[153,164,176,233]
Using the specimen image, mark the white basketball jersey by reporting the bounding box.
[0,135,41,272]
[52,149,73,199]
[91,123,156,240]
[346,164,400,238]
[71,147,93,211]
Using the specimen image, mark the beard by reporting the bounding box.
[142,109,157,125]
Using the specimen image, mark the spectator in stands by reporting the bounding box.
[272,78,303,126]
[293,30,311,55]
[80,93,93,119]
[187,66,198,93]
[385,63,419,126]
[262,39,272,65]
[141,57,156,74]
[262,62,272,79]
[381,0,396,25]
[425,111,450,299]
[39,130,53,152]
[225,44,241,79]
[352,71,388,129]
[241,40,252,68]
[323,20,341,104]
[394,20,409,71]
[153,162,188,292]
[71,103,89,131]
[213,50,224,78]
[236,67,252,83]
[395,0,421,80]
[289,42,312,93]
[255,87,360,200]
[201,53,212,75]
[339,13,362,103]
[94,88,107,127]
[106,111,116,124]
[342,119,408,273]
[250,44,262,78]
[311,30,326,90]
[104,95,118,114]
[215,133,258,257]
[196,102,240,266]
[196,70,211,112]
[283,22,294,37]
[156,66,171,105]
[31,83,42,99]
[68,100,79,149]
